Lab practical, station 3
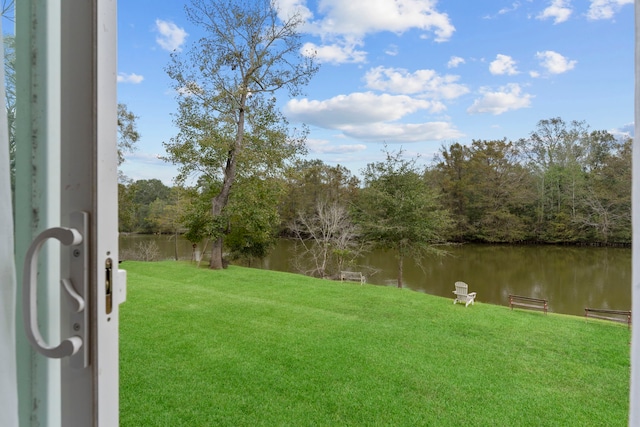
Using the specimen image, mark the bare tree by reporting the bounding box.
[1,1,13,21]
[290,201,366,279]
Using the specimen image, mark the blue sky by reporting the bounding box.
[117,0,634,185]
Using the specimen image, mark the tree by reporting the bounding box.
[355,148,451,288]
[430,140,536,243]
[289,200,365,279]
[127,179,172,233]
[280,159,360,230]
[430,143,473,240]
[577,137,631,243]
[516,117,623,242]
[465,139,535,242]
[179,184,219,263]
[226,176,283,266]
[516,118,582,240]
[163,0,317,269]
[117,103,140,166]
[117,103,141,184]
[147,193,184,236]
[178,175,285,267]
[118,183,136,232]
[146,186,189,259]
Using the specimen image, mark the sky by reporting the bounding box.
[117,0,635,185]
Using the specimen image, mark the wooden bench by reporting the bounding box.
[340,271,365,285]
[585,308,631,329]
[509,294,548,315]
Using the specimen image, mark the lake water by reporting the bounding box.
[120,234,631,317]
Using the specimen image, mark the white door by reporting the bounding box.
[13,1,125,426]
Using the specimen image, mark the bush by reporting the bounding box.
[121,241,160,262]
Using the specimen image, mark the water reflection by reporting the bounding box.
[120,235,631,317]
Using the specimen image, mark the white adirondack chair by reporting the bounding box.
[453,281,477,307]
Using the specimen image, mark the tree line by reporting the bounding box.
[118,116,631,285]
[431,118,630,244]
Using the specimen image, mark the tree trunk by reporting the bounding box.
[397,255,403,288]
[209,195,227,269]
[209,236,224,269]
[174,229,178,261]
[208,96,247,270]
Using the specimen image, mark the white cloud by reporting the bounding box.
[536,50,577,74]
[447,56,465,68]
[537,0,573,24]
[489,54,519,76]
[294,1,455,65]
[340,122,463,142]
[467,84,533,115]
[117,72,144,84]
[385,44,399,56]
[499,2,522,15]
[483,2,522,19]
[285,92,441,127]
[276,0,314,22]
[363,66,469,99]
[306,139,367,154]
[587,0,633,20]
[304,0,455,42]
[529,70,541,78]
[126,152,162,164]
[301,40,367,64]
[609,123,634,140]
[285,92,462,142]
[155,19,188,52]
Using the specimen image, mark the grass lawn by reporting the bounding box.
[120,261,630,426]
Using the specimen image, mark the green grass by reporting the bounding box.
[120,261,630,426]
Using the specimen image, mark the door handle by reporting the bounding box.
[22,211,89,365]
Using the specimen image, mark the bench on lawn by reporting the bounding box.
[585,308,631,329]
[340,271,365,285]
[509,294,548,315]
